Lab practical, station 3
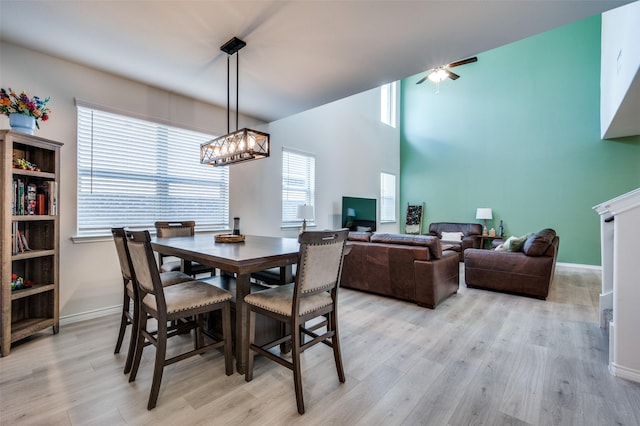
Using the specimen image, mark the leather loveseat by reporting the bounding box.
[464,228,559,299]
[428,222,483,261]
[340,232,459,308]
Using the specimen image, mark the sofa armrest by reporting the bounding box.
[461,236,479,251]
[414,250,459,308]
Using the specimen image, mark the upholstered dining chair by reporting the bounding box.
[154,221,216,277]
[125,230,233,410]
[244,229,349,414]
[111,227,192,375]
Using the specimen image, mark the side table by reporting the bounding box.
[476,235,504,249]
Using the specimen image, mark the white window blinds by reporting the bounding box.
[76,105,229,237]
[282,148,315,227]
[380,172,396,223]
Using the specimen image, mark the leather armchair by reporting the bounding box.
[464,228,559,299]
[428,222,482,261]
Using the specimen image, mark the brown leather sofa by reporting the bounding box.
[464,228,559,299]
[428,222,483,261]
[340,232,459,308]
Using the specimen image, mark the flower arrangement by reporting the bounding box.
[0,88,51,128]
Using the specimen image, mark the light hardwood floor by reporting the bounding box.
[1,265,639,425]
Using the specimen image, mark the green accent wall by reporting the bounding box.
[400,15,640,265]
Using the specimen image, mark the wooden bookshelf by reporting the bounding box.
[1,130,62,356]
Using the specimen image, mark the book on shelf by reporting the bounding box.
[48,181,58,216]
[37,193,46,215]
[21,231,31,251]
[27,183,37,215]
[18,179,24,215]
[15,229,27,253]
[12,222,18,254]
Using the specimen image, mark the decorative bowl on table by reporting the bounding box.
[214,234,245,243]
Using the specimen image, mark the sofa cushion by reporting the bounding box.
[370,233,442,259]
[348,231,371,242]
[523,229,556,256]
[441,231,464,242]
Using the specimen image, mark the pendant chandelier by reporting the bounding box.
[201,37,270,166]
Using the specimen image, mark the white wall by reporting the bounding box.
[1,42,400,320]
[600,0,640,139]
[230,86,401,239]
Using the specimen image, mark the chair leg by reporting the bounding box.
[114,285,130,354]
[128,308,147,382]
[123,294,138,375]
[330,310,345,383]
[222,301,233,376]
[195,314,204,350]
[245,309,256,382]
[148,319,168,410]
[292,319,305,415]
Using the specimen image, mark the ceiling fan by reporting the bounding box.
[416,56,478,84]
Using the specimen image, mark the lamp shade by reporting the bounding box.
[475,208,493,220]
[297,204,314,221]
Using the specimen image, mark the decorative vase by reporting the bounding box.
[9,113,36,135]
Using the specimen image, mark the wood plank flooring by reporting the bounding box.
[1,265,639,425]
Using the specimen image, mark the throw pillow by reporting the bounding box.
[441,231,464,242]
[503,234,531,252]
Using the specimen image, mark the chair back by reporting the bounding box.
[155,221,196,237]
[126,230,167,311]
[295,229,348,296]
[111,227,133,281]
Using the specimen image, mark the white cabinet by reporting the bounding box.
[593,187,640,383]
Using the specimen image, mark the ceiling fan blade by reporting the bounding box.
[448,56,478,68]
[416,75,428,84]
[446,70,460,80]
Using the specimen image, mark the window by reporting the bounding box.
[380,81,397,128]
[380,172,396,223]
[282,148,315,228]
[76,104,229,237]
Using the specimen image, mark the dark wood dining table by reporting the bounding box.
[151,234,299,373]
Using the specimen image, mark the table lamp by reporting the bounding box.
[297,204,314,232]
[476,208,492,236]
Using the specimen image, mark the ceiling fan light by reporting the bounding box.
[428,68,448,83]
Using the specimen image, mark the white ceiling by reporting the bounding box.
[0,1,633,123]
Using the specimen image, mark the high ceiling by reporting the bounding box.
[0,1,632,123]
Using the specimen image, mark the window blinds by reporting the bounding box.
[282,148,315,227]
[76,106,229,236]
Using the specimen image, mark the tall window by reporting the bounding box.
[282,148,315,228]
[76,104,229,237]
[380,172,396,223]
[380,81,397,128]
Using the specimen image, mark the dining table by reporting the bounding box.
[151,233,299,374]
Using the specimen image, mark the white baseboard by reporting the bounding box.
[60,305,121,326]
[556,262,601,271]
[609,361,640,384]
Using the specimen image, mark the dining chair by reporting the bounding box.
[125,230,233,410]
[244,229,349,414]
[111,227,193,374]
[154,221,216,277]
[250,264,297,286]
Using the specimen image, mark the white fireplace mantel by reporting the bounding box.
[593,187,640,383]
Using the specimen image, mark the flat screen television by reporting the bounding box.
[342,196,376,232]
